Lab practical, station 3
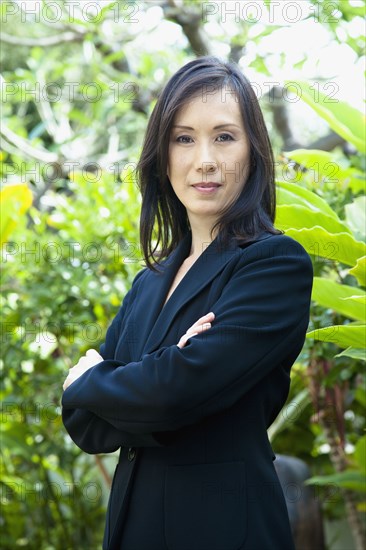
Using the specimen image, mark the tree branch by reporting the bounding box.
[0,125,59,163]
[308,131,346,152]
[229,44,245,64]
[162,1,211,56]
[0,31,83,47]
[268,86,302,150]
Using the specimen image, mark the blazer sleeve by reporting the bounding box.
[62,237,313,442]
[61,268,161,454]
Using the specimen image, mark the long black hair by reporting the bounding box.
[136,56,281,271]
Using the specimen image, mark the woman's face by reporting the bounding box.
[167,88,250,230]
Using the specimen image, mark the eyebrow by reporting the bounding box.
[172,123,241,130]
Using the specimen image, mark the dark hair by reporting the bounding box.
[136,56,281,271]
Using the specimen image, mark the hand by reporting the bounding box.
[63,349,103,391]
[177,312,215,349]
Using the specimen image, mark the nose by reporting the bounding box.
[194,142,218,175]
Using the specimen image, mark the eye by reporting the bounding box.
[176,135,193,144]
[216,133,234,142]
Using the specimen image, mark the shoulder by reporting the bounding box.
[240,231,311,260]
[131,266,149,288]
[234,232,313,278]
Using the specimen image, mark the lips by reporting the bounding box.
[192,183,221,188]
[192,182,222,194]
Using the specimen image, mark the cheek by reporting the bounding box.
[238,151,251,182]
[167,152,185,180]
[167,151,176,179]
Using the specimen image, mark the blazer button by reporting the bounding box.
[127,447,136,461]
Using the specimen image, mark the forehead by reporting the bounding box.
[173,88,242,124]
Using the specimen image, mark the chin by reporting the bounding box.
[192,206,218,215]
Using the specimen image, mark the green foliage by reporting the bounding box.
[273,81,365,528]
[305,436,366,508]
[1,170,141,549]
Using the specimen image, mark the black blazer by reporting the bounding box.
[62,230,313,550]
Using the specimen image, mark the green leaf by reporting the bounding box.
[339,3,366,19]
[355,436,366,470]
[267,388,310,441]
[248,56,271,76]
[335,347,366,361]
[311,278,366,321]
[305,471,366,492]
[276,180,339,219]
[345,196,366,240]
[283,150,365,192]
[349,256,366,287]
[341,295,366,304]
[0,184,32,244]
[99,0,118,21]
[307,325,366,349]
[283,227,366,266]
[285,80,366,153]
[1,474,26,492]
[276,204,352,235]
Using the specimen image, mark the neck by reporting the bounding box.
[188,220,218,259]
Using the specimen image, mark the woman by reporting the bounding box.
[62,56,313,550]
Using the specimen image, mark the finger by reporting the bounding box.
[193,312,215,325]
[177,332,198,349]
[188,314,215,332]
[186,322,211,334]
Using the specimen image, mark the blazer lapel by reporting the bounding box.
[133,230,273,358]
[130,232,192,360]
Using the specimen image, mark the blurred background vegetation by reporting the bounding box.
[1,1,365,548]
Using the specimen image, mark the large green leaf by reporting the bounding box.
[285,80,366,153]
[341,295,366,306]
[307,325,366,349]
[283,150,365,192]
[305,471,366,492]
[283,227,366,266]
[335,347,366,361]
[276,180,338,218]
[311,278,366,321]
[349,256,366,287]
[276,205,352,235]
